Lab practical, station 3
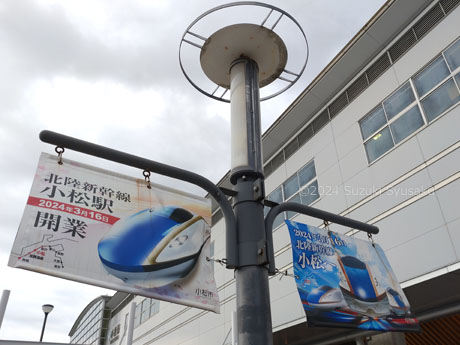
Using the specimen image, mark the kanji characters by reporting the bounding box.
[62,218,87,238]
[34,211,61,231]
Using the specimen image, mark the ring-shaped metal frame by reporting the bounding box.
[179,1,309,103]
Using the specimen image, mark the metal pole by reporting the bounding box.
[230,58,272,345]
[0,290,10,330]
[39,313,49,342]
[231,311,238,345]
[126,302,136,345]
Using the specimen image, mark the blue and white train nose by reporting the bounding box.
[386,288,409,315]
[338,256,390,316]
[306,285,346,310]
[98,206,208,287]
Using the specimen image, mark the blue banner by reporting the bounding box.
[286,220,420,332]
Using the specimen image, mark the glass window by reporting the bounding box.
[455,72,460,87]
[360,106,386,139]
[141,299,149,314]
[266,187,285,229]
[283,174,299,199]
[140,310,148,323]
[134,303,141,328]
[364,127,394,162]
[445,39,460,72]
[265,162,318,229]
[273,213,286,229]
[300,180,319,206]
[268,187,282,204]
[383,82,415,120]
[150,300,159,316]
[298,161,316,187]
[390,106,424,144]
[286,194,301,219]
[140,298,150,323]
[413,56,450,96]
[421,78,460,122]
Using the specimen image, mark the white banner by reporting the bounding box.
[9,153,219,313]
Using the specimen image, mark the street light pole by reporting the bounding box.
[179,4,307,344]
[0,290,10,331]
[40,304,54,342]
[230,58,272,345]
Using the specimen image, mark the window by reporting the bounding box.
[265,161,319,229]
[140,298,150,323]
[383,82,415,120]
[265,187,284,229]
[360,106,387,140]
[150,300,160,316]
[283,174,299,200]
[134,298,160,328]
[298,161,316,186]
[363,127,394,163]
[445,38,460,71]
[390,106,424,144]
[134,302,141,327]
[70,300,107,345]
[413,56,450,97]
[360,37,460,163]
[455,72,460,86]
[360,82,420,162]
[300,179,319,206]
[421,78,460,121]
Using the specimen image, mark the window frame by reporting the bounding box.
[420,77,460,121]
[265,160,320,230]
[360,36,460,164]
[134,298,160,328]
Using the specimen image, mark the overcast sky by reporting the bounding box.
[0,0,385,341]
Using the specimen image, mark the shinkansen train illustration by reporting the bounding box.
[305,285,347,310]
[337,255,392,316]
[98,206,208,287]
[386,287,410,315]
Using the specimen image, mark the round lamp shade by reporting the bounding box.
[42,304,54,314]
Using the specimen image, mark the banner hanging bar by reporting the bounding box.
[39,130,238,268]
[264,202,379,275]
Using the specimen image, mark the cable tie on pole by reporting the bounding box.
[206,257,227,266]
[275,268,298,280]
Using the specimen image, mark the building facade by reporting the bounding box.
[71,0,460,343]
[69,296,111,345]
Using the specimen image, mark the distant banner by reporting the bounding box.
[9,153,219,313]
[286,220,419,331]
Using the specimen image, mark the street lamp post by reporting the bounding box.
[179,4,309,344]
[40,304,54,342]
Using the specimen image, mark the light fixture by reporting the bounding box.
[40,304,54,342]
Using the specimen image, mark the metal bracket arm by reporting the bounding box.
[264,201,380,275]
[39,130,239,268]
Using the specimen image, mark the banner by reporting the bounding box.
[286,220,419,331]
[9,153,219,313]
